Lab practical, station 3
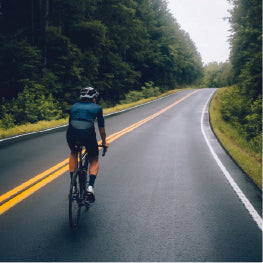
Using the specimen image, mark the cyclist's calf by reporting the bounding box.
[89,156,99,176]
[69,151,78,173]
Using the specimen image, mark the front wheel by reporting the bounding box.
[69,172,81,231]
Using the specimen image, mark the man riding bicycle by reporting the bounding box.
[66,87,109,203]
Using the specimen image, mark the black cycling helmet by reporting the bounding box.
[80,86,99,100]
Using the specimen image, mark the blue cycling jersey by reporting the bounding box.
[69,102,105,128]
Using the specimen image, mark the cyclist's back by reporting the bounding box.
[69,101,104,127]
[68,101,104,144]
[66,86,108,203]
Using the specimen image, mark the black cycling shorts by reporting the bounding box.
[66,120,99,157]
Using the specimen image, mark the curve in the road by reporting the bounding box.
[201,91,262,231]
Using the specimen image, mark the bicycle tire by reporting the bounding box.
[69,171,81,231]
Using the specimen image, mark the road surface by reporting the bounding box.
[0,88,261,262]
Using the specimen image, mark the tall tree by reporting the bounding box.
[228,0,262,98]
[0,0,204,126]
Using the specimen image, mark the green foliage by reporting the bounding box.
[217,0,262,153]
[0,0,204,127]
[121,90,145,104]
[0,38,42,98]
[228,0,262,98]
[142,81,161,98]
[70,20,106,50]
[46,26,84,83]
[210,88,262,188]
[121,82,161,104]
[0,84,63,129]
[201,62,234,88]
[220,86,262,153]
[0,113,16,129]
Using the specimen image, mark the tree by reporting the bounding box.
[220,0,262,148]
[0,0,204,125]
[228,0,262,98]
[201,62,234,88]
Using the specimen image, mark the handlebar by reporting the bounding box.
[98,144,108,156]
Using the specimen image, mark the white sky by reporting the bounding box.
[167,0,233,65]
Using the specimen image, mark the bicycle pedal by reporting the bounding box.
[86,192,95,203]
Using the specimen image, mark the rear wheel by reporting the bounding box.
[69,171,81,231]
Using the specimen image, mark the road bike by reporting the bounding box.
[69,144,107,232]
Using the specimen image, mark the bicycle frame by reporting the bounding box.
[69,144,107,231]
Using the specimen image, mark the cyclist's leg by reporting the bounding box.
[84,133,99,203]
[88,155,99,187]
[69,151,78,173]
[89,156,99,176]
[86,133,99,182]
[66,126,80,177]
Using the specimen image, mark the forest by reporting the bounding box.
[0,0,203,128]
[200,0,261,153]
[0,0,261,153]
[222,0,261,151]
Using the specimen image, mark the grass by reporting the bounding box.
[0,118,69,140]
[209,87,262,189]
[0,87,190,140]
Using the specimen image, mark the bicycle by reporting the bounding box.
[69,144,107,232]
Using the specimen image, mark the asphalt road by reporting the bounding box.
[0,88,262,262]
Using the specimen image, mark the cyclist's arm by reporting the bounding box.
[97,107,105,128]
[99,127,107,146]
[97,107,108,147]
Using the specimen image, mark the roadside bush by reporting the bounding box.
[219,86,262,153]
[243,95,262,150]
[0,113,16,129]
[121,90,144,103]
[220,86,247,123]
[142,81,161,98]
[121,82,161,104]
[0,84,63,129]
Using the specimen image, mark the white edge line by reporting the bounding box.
[0,90,184,143]
[201,89,263,231]
[0,124,68,143]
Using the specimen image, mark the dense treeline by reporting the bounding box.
[0,0,203,128]
[207,0,262,153]
[220,0,262,150]
[200,62,234,88]
[200,0,262,153]
[228,0,261,99]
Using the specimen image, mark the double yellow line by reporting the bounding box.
[106,90,199,143]
[0,90,198,215]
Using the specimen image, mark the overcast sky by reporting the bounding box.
[167,0,233,65]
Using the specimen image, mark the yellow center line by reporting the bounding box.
[107,90,198,143]
[0,89,199,215]
[0,159,69,204]
[0,165,69,215]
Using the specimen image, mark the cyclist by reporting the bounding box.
[66,86,109,203]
